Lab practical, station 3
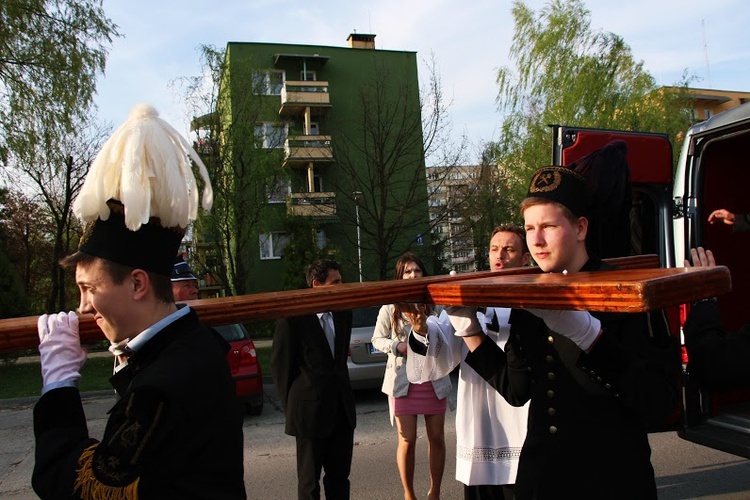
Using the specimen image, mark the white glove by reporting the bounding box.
[527,309,601,351]
[37,312,87,387]
[445,306,483,337]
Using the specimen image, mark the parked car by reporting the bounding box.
[551,102,750,457]
[213,323,264,416]
[348,307,387,390]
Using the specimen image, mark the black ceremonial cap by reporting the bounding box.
[526,166,592,217]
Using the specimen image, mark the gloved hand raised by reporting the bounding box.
[445,306,483,337]
[527,309,601,351]
[37,312,87,387]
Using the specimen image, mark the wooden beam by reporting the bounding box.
[0,254,727,354]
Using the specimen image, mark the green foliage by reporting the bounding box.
[494,0,694,197]
[279,217,336,290]
[0,245,29,319]
[0,0,118,164]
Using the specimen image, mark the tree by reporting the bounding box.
[3,117,110,311]
[0,188,50,312]
[0,189,31,318]
[492,0,694,202]
[0,0,118,166]
[332,55,468,280]
[177,45,288,296]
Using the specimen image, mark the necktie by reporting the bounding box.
[321,312,335,356]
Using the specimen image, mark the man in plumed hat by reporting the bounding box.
[32,104,246,499]
[447,166,680,499]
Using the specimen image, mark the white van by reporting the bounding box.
[551,101,750,457]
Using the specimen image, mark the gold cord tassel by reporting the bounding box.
[74,444,140,499]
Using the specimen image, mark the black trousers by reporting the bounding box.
[295,416,354,500]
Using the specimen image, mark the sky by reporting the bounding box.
[94,0,750,159]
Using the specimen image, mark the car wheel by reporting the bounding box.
[246,402,263,416]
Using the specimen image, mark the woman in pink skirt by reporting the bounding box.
[371,252,452,500]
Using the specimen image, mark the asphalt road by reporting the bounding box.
[3,379,750,499]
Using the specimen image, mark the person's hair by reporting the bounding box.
[306,259,342,288]
[392,252,434,337]
[60,251,174,303]
[491,224,529,254]
[520,197,581,226]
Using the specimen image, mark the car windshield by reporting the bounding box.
[214,324,249,342]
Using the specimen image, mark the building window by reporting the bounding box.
[252,70,285,95]
[260,232,290,260]
[300,70,316,81]
[315,229,326,249]
[255,122,287,149]
[705,109,713,119]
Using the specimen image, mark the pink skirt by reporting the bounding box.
[393,382,447,416]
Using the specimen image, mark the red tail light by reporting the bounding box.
[239,342,258,367]
[679,303,691,364]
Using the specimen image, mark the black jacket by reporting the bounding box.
[684,299,750,389]
[32,309,246,499]
[464,259,680,500]
[271,311,356,438]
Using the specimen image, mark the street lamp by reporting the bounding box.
[353,191,363,282]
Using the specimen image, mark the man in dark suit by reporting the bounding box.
[271,259,356,500]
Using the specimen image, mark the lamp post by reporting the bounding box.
[353,191,363,282]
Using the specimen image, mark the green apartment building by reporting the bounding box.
[200,33,433,294]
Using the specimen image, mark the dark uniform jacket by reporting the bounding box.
[32,309,246,499]
[465,259,680,500]
[271,311,356,438]
[684,300,750,389]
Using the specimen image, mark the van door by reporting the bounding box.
[673,103,750,458]
[551,125,675,266]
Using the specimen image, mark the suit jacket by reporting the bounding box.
[272,311,356,438]
[32,308,246,499]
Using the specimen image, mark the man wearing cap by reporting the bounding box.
[172,255,199,301]
[447,166,679,499]
[32,104,246,499]
[271,259,356,500]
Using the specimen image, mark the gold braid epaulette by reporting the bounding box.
[73,444,140,499]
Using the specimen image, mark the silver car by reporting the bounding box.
[348,307,387,390]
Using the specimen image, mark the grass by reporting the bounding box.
[0,357,114,400]
[256,345,271,378]
[0,346,274,400]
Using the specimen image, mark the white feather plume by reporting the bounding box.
[73,103,213,231]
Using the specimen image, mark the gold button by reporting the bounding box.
[596,376,603,383]
[547,372,556,380]
[547,390,555,398]
[605,383,612,390]
[547,336,554,344]
[548,407,556,416]
[589,370,596,377]
[549,425,558,434]
[545,355,554,363]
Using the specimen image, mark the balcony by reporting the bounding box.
[283,135,333,168]
[287,192,337,218]
[279,81,332,116]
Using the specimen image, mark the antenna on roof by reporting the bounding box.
[702,19,712,89]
